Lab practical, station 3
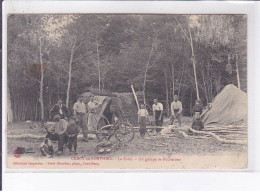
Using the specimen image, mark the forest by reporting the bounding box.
[7,14,247,121]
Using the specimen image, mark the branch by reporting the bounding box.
[174,16,192,47]
[90,54,98,68]
[73,35,88,53]
[61,64,69,73]
[72,53,88,63]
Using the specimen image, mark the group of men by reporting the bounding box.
[44,93,204,156]
[152,95,183,128]
[138,95,204,137]
[43,95,98,156]
[137,95,183,138]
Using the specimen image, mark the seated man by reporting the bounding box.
[49,98,69,120]
[192,100,203,116]
[46,113,68,155]
[189,112,204,135]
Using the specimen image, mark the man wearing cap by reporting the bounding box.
[171,95,183,126]
[152,99,164,133]
[49,98,68,120]
[73,95,88,140]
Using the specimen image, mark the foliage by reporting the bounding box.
[7,14,247,121]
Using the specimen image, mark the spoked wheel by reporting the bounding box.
[96,115,111,142]
[115,122,135,142]
[96,125,113,142]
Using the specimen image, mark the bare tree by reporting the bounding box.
[174,16,200,100]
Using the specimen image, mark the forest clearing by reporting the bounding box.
[6,14,247,169]
[7,118,247,158]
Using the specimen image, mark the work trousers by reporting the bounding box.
[155,110,163,133]
[46,132,67,152]
[68,136,77,151]
[139,116,147,137]
[171,109,182,125]
[75,113,88,139]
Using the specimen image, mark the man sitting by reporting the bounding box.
[50,98,69,120]
[46,113,68,155]
[189,112,204,135]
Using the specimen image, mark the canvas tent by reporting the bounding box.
[201,84,247,126]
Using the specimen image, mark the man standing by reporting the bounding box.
[152,99,164,133]
[50,98,68,120]
[87,96,98,131]
[73,95,88,140]
[171,95,183,126]
[46,113,68,155]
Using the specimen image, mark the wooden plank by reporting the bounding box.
[131,85,140,110]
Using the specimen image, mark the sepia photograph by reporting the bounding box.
[6,14,247,169]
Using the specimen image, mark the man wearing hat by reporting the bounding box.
[73,95,88,140]
[49,98,69,120]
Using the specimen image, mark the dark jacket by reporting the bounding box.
[191,119,204,131]
[50,104,69,119]
[66,123,79,137]
[192,104,203,115]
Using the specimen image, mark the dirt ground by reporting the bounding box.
[6,119,247,159]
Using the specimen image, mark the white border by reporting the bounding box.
[2,0,260,190]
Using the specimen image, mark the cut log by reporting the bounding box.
[8,134,85,140]
[188,127,247,145]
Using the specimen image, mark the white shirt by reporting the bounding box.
[138,109,149,117]
[73,101,86,114]
[152,103,163,111]
[171,101,182,114]
[59,105,63,115]
[87,101,97,113]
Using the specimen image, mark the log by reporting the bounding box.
[8,134,85,140]
[187,126,247,145]
[205,125,246,129]
[133,126,164,130]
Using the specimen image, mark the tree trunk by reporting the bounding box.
[235,52,241,89]
[143,68,148,105]
[189,28,200,101]
[172,63,175,98]
[66,50,74,108]
[39,38,44,121]
[7,86,13,123]
[164,69,169,117]
[96,35,101,91]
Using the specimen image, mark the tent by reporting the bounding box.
[201,84,247,126]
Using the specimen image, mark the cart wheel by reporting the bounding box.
[115,122,135,142]
[97,115,110,130]
[96,125,113,142]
